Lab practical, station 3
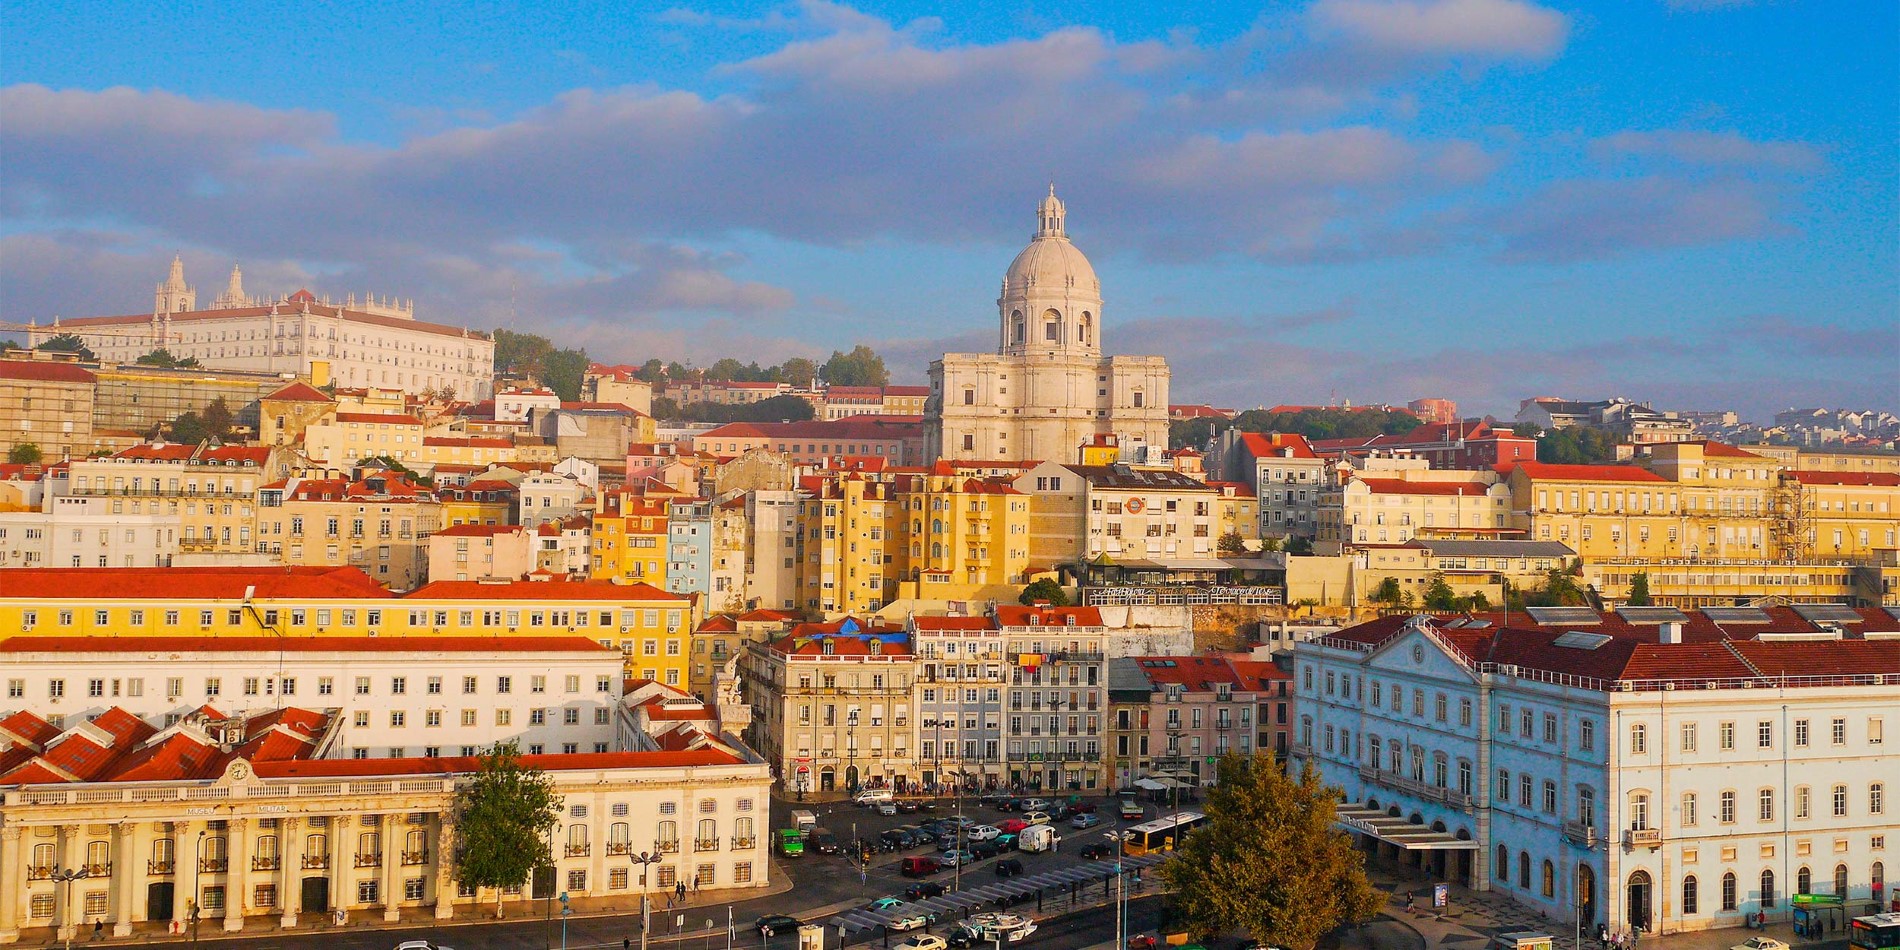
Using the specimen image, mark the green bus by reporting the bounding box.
[776,828,805,857]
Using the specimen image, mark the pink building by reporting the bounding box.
[1126,653,1291,786]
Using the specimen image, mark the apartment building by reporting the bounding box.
[62,443,283,559]
[996,605,1110,792]
[258,473,441,590]
[739,620,916,795]
[795,476,899,616]
[910,616,1009,791]
[0,358,97,461]
[1318,467,1513,553]
[591,491,671,584]
[0,495,180,570]
[1294,606,1900,936]
[426,524,535,582]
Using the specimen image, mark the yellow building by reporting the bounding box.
[796,474,900,616]
[1318,468,1513,552]
[736,619,917,795]
[258,472,442,590]
[0,566,695,684]
[1785,470,1900,559]
[302,411,429,466]
[437,477,519,527]
[1505,461,1689,560]
[1210,480,1260,544]
[590,490,672,584]
[689,608,799,701]
[256,380,335,447]
[1641,441,1781,558]
[1009,460,1087,575]
[890,465,1033,602]
[65,442,286,558]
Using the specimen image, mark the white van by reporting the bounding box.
[854,788,895,806]
[791,809,818,833]
[1016,824,1062,853]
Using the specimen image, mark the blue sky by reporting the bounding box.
[3,0,1894,420]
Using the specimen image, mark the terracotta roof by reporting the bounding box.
[1131,655,1253,691]
[994,605,1104,627]
[0,360,96,383]
[264,381,333,403]
[402,578,687,602]
[252,748,742,778]
[0,636,616,655]
[1787,471,1900,487]
[1238,432,1318,460]
[737,608,799,622]
[910,616,999,632]
[0,566,392,600]
[1684,440,1766,459]
[55,302,487,340]
[697,615,739,633]
[1509,461,1667,483]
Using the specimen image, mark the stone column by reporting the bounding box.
[112,822,140,937]
[56,823,80,942]
[379,818,399,923]
[432,817,457,920]
[276,819,299,928]
[224,819,249,932]
[328,817,350,919]
[1,825,24,942]
[172,821,202,932]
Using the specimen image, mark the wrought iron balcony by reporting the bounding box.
[147,859,174,875]
[564,844,590,858]
[402,849,430,865]
[251,856,280,872]
[198,857,227,873]
[353,852,382,868]
[301,854,329,870]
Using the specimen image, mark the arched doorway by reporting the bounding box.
[1578,863,1597,929]
[1454,829,1474,886]
[845,765,860,792]
[819,767,835,792]
[1429,821,1450,880]
[1628,870,1652,932]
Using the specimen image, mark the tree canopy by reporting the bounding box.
[1535,427,1623,464]
[134,348,201,368]
[453,743,561,917]
[1159,754,1383,948]
[8,444,43,465]
[162,397,236,445]
[819,345,889,387]
[492,329,588,400]
[1018,578,1069,607]
[36,332,95,362]
[1626,571,1652,606]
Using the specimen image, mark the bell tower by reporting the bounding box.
[154,254,197,314]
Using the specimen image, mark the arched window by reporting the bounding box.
[1797,866,1811,895]
[1520,851,1531,889]
[696,818,718,849]
[1721,872,1737,910]
[609,822,630,854]
[404,829,426,861]
[735,816,754,847]
[1043,309,1062,342]
[1834,864,1848,897]
[566,824,588,856]
[358,831,380,860]
[1496,845,1510,881]
[306,833,327,862]
[657,820,678,851]
[1011,311,1025,344]
[1872,862,1886,895]
[1761,869,1776,908]
[256,834,279,862]
[1683,875,1699,915]
[1079,313,1093,345]
[1542,860,1555,897]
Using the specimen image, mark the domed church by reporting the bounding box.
[925,187,1171,462]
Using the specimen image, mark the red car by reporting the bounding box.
[1127,936,1159,949]
[995,818,1029,835]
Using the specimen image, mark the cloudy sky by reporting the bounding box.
[3,0,1894,420]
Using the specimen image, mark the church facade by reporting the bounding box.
[925,189,1170,463]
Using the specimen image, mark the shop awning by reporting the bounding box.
[1134,778,1171,791]
[1336,802,1478,851]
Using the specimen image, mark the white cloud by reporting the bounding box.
[1308,0,1570,60]
[1589,130,1824,172]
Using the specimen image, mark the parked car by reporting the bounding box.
[881,828,918,849]
[1020,811,1051,826]
[980,791,1014,806]
[969,839,1003,860]
[967,824,1002,841]
[939,849,977,867]
[890,909,940,931]
[995,818,1029,835]
[1079,841,1117,860]
[755,915,802,936]
[877,801,899,816]
[904,881,947,899]
[994,798,1020,812]
[1017,797,1050,812]
[897,799,922,813]
[938,814,978,829]
[895,936,949,950]
[900,856,943,878]
[855,788,895,805]
[1071,813,1103,829]
[994,858,1025,877]
[394,942,455,950]
[1731,940,1789,950]
[867,897,908,912]
[1126,935,1160,949]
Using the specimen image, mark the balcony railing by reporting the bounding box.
[251,855,280,872]
[1562,821,1597,847]
[733,837,756,850]
[658,840,679,854]
[28,865,54,881]
[198,857,227,873]
[353,853,382,868]
[85,862,112,877]
[301,855,329,870]
[402,850,430,866]
[147,859,174,875]
[694,839,720,851]
[564,844,590,857]
[1625,828,1661,849]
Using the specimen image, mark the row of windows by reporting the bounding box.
[17,606,685,632]
[1629,716,1883,754]
[1629,783,1885,828]
[12,673,619,702]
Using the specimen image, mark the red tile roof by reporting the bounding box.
[252,748,742,778]
[403,578,686,602]
[1787,471,1900,487]
[264,381,333,403]
[0,360,95,383]
[1238,432,1318,460]
[1509,461,1667,483]
[1353,477,1496,496]
[911,616,999,632]
[0,566,392,600]
[994,605,1105,627]
[1132,655,1253,691]
[432,523,530,538]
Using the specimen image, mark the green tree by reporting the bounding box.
[165,397,235,445]
[1160,754,1382,948]
[649,396,682,420]
[1018,578,1069,606]
[1626,572,1652,606]
[1537,427,1623,464]
[635,359,668,383]
[1423,573,1459,611]
[8,443,43,465]
[134,348,201,368]
[491,329,555,378]
[453,743,561,918]
[1170,417,1218,451]
[819,344,889,387]
[1370,577,1403,605]
[0,338,21,352]
[1283,536,1314,556]
[1217,531,1247,557]
[777,357,819,386]
[542,347,589,402]
[1524,568,1589,607]
[36,332,95,362]
[1464,590,1491,612]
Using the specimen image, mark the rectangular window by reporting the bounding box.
[1795,719,1809,747]
[1758,720,1773,749]
[1719,721,1735,750]
[1681,722,1697,753]
[1832,718,1846,745]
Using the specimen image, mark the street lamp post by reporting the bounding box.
[629,848,664,950]
[50,867,90,950]
[191,828,206,946]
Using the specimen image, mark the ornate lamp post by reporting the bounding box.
[50,867,90,950]
[627,848,665,950]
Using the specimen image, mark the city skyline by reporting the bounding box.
[3,0,1895,421]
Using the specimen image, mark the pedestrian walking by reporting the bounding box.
[92,920,102,941]
[676,881,687,905]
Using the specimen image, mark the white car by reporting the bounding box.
[1730,940,1789,950]
[966,824,1002,841]
[890,910,938,932]
[877,801,899,816]
[1020,810,1051,825]
[895,936,949,950]
[395,942,455,950]
[856,788,895,805]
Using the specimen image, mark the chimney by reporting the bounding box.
[1659,622,1683,645]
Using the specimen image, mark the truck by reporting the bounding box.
[776,828,805,857]
[1016,823,1062,853]
[791,809,818,833]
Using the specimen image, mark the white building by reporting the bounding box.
[1294,605,1900,937]
[0,636,640,759]
[926,188,1170,463]
[0,496,180,570]
[518,472,587,528]
[29,258,495,401]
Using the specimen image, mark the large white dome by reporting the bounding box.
[1002,186,1099,295]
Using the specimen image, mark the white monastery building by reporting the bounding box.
[926,188,1170,463]
[27,257,495,401]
